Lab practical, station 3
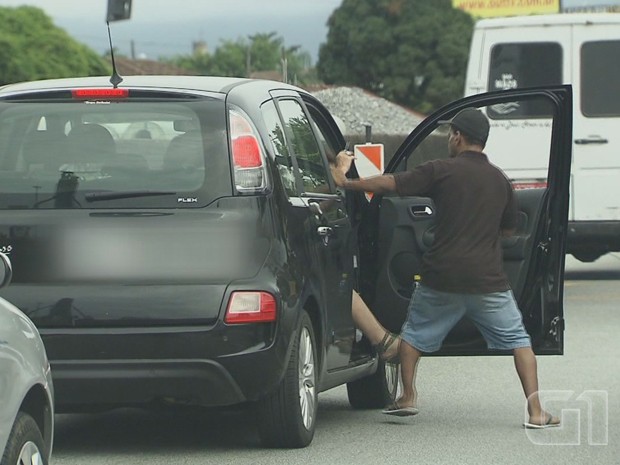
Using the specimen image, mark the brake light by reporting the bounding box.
[229,108,267,192]
[72,89,129,99]
[512,180,547,190]
[232,135,262,168]
[224,291,277,324]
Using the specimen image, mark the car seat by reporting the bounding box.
[64,123,116,166]
[22,130,67,172]
[162,130,205,172]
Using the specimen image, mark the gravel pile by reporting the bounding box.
[312,86,424,136]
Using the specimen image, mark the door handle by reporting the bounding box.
[308,201,323,217]
[574,137,608,145]
[409,205,434,218]
[317,226,333,245]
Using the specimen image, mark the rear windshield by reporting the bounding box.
[0,95,230,208]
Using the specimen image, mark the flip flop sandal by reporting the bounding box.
[382,401,419,417]
[523,414,560,429]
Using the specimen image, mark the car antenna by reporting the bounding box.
[106,20,123,88]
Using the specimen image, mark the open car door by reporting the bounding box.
[359,85,572,356]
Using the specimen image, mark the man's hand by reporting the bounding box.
[330,150,355,187]
[330,163,347,187]
[330,150,397,193]
[336,150,355,173]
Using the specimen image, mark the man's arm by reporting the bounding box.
[337,173,398,194]
[331,150,398,194]
[499,185,519,238]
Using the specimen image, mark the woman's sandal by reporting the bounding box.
[373,332,401,363]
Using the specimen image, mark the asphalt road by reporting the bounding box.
[51,254,620,465]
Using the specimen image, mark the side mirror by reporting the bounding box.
[0,252,12,289]
[107,0,132,22]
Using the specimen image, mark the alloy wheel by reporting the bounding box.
[384,361,401,400]
[298,326,316,430]
[16,441,43,465]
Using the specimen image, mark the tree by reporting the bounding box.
[166,32,315,85]
[0,6,110,86]
[317,0,474,114]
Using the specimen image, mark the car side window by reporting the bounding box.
[261,100,297,197]
[277,99,330,194]
[306,104,340,166]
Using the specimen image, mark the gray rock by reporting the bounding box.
[312,86,424,136]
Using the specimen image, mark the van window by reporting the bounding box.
[581,40,620,117]
[487,42,562,119]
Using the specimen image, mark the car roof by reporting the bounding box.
[0,75,305,97]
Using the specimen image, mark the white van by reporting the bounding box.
[465,13,620,262]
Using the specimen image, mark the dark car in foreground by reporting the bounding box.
[0,76,572,447]
[0,252,54,465]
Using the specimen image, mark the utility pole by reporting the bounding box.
[281,46,288,83]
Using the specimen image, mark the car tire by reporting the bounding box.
[346,359,399,409]
[256,310,317,448]
[0,412,47,465]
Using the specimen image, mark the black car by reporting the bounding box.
[0,76,572,448]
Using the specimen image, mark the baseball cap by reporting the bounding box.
[438,107,490,144]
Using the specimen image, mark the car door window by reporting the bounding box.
[277,99,330,194]
[401,98,553,188]
[261,100,297,197]
[305,104,341,165]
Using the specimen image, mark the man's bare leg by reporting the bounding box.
[513,346,559,425]
[396,340,422,408]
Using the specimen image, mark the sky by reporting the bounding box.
[2,0,344,61]
[2,0,617,62]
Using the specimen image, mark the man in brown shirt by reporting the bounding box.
[331,108,559,428]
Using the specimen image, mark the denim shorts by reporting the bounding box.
[400,284,532,353]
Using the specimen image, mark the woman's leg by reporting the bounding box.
[351,290,400,360]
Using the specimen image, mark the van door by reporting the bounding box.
[571,28,620,223]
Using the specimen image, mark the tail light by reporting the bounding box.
[224,291,277,324]
[229,108,267,193]
[512,179,548,190]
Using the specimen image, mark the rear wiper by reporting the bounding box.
[85,190,177,202]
